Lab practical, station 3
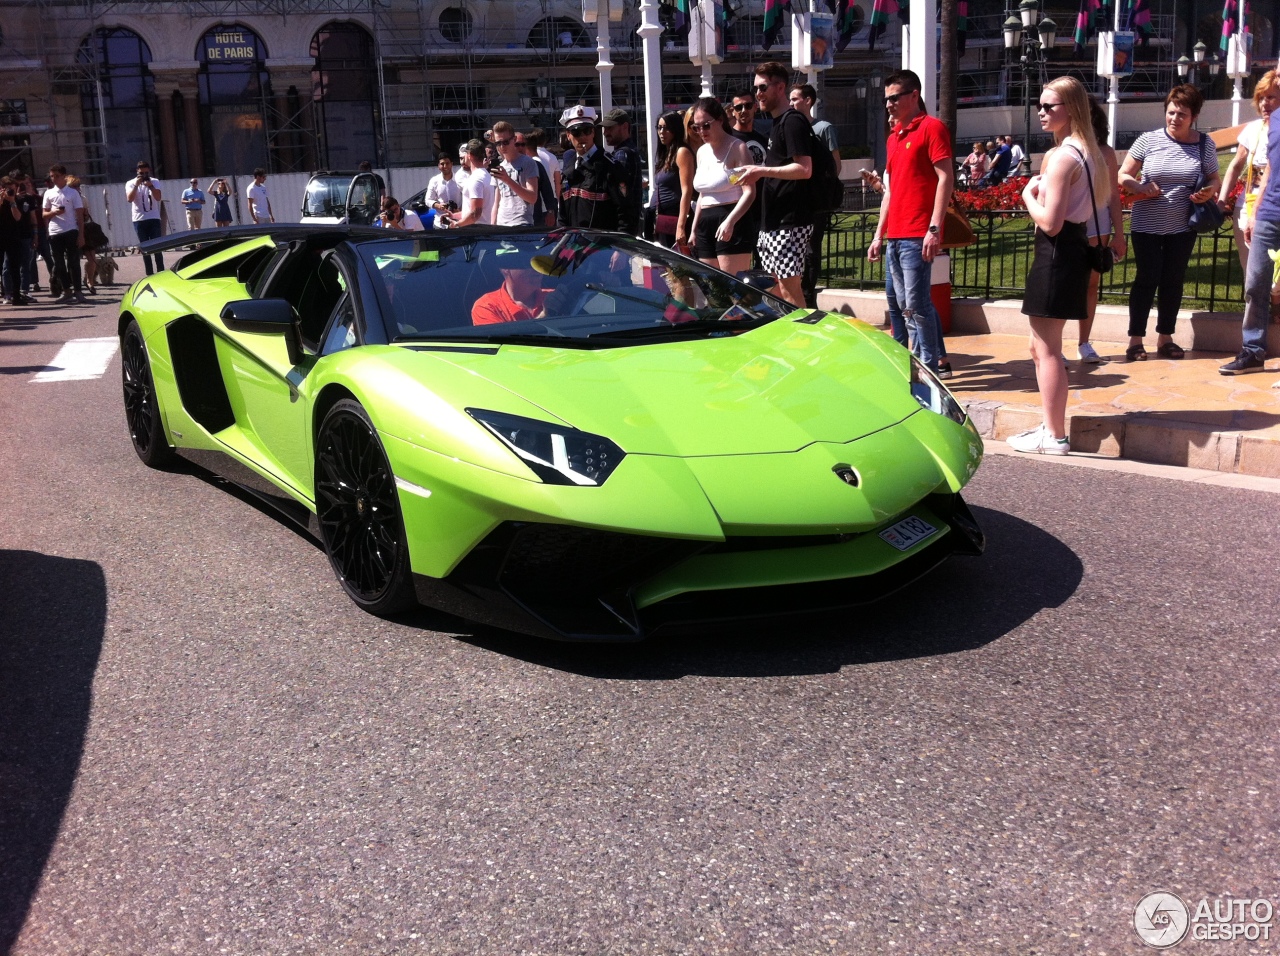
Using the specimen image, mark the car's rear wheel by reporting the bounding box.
[121,320,175,468]
[315,398,415,616]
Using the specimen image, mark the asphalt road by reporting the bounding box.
[1,276,1277,955]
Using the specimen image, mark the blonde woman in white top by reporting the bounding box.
[1218,70,1278,273]
[1010,75,1110,456]
[688,97,758,274]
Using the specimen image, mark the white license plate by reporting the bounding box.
[878,515,938,551]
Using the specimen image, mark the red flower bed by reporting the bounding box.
[954,175,1142,214]
[952,177,1030,214]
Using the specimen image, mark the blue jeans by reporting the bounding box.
[886,266,908,346]
[1241,218,1280,359]
[134,217,164,275]
[885,238,942,371]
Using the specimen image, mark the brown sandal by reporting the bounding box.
[1157,341,1186,359]
[1125,344,1148,362]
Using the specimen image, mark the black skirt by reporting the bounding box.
[1022,220,1090,320]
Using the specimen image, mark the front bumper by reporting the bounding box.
[412,492,984,641]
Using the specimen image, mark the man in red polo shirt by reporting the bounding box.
[471,262,547,325]
[866,70,953,373]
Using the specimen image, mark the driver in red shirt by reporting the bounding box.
[471,264,548,325]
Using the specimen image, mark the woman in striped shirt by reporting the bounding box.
[1118,85,1220,361]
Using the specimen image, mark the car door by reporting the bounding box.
[212,245,349,500]
[345,173,380,225]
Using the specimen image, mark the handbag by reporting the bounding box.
[1188,134,1225,234]
[1243,131,1261,219]
[941,204,976,249]
[1070,146,1113,275]
[83,210,108,251]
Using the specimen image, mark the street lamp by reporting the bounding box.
[522,80,566,126]
[1004,1,1055,175]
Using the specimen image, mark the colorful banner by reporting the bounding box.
[1073,0,1102,57]
[762,0,791,51]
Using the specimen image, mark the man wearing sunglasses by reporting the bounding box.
[866,70,953,374]
[490,121,539,227]
[733,61,814,308]
[557,104,633,233]
[728,92,767,165]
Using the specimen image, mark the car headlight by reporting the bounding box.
[909,356,966,425]
[467,409,625,486]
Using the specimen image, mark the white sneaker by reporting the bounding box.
[1078,341,1102,363]
[1007,424,1070,456]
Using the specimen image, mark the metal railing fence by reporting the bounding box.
[819,209,1246,313]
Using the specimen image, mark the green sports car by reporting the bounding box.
[120,224,983,641]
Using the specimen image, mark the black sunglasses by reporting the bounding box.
[569,124,593,136]
[884,91,913,104]
[752,84,771,93]
[1037,102,1063,112]
[731,103,754,112]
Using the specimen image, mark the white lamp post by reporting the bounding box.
[688,0,723,98]
[636,0,664,185]
[583,0,617,114]
[1226,32,1250,126]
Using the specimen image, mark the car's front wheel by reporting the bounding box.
[315,398,415,616]
[121,319,175,468]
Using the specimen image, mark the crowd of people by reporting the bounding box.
[4,58,1278,445]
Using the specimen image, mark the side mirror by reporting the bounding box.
[736,269,776,292]
[221,298,302,365]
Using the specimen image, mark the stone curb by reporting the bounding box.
[962,397,1280,480]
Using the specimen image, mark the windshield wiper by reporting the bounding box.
[395,333,608,349]
[588,319,768,340]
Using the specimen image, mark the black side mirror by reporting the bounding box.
[221,298,302,365]
[736,269,776,292]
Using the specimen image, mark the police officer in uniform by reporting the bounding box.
[557,105,635,233]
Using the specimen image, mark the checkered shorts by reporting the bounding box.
[757,224,814,280]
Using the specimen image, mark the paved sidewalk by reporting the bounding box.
[946,333,1280,478]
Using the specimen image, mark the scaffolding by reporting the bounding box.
[0,1,108,180]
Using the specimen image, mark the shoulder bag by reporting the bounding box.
[1188,133,1225,234]
[1069,146,1113,274]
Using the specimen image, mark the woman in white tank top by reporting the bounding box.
[688,97,758,274]
[1010,76,1111,457]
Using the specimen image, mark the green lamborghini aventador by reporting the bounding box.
[119,224,983,640]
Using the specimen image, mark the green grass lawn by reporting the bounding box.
[821,210,1246,312]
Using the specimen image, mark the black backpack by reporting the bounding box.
[807,125,844,213]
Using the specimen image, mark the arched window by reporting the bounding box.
[311,22,381,170]
[78,27,160,183]
[528,16,589,49]
[438,7,474,43]
[197,24,270,174]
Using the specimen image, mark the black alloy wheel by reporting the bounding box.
[315,398,415,616]
[121,320,175,468]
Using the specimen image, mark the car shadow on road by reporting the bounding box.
[448,505,1083,678]
[0,550,106,953]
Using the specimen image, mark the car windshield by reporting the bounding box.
[302,176,353,218]
[360,231,795,347]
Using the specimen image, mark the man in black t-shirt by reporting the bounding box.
[736,62,813,308]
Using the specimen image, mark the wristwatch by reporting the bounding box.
[927,224,940,235]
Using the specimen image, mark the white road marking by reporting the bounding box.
[32,337,120,382]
